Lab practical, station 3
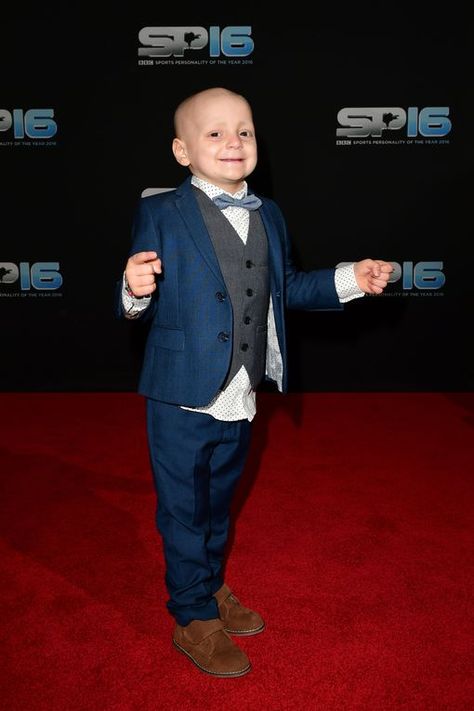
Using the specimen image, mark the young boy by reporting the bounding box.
[119,87,393,678]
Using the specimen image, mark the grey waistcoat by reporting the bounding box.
[193,187,270,390]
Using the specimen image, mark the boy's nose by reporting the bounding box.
[226,134,243,148]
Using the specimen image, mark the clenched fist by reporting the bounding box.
[125,251,162,297]
[354,259,393,295]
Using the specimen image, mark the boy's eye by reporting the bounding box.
[209,131,221,137]
[240,130,251,137]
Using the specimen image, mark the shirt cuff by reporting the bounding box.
[334,263,365,304]
[121,275,152,318]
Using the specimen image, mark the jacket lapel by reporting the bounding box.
[174,178,224,284]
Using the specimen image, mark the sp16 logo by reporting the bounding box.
[138,26,253,58]
[336,107,451,138]
[0,262,63,290]
[0,109,57,139]
[388,261,445,289]
[337,261,445,290]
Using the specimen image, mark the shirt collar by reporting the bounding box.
[191,175,248,201]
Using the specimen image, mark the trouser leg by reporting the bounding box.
[146,398,251,625]
[207,419,252,593]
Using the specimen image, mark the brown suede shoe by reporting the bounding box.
[214,584,265,636]
[173,618,251,677]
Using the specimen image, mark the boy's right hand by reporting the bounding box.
[125,251,162,297]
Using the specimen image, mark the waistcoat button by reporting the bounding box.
[218,331,230,342]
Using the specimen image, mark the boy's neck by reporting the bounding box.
[191,174,246,195]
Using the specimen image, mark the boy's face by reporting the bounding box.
[172,91,257,193]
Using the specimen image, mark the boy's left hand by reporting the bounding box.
[354,259,393,295]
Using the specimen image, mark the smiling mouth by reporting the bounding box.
[220,158,244,162]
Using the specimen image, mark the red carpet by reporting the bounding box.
[1,392,473,710]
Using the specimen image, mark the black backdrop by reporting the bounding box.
[2,10,472,392]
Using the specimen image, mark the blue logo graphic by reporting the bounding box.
[0,262,63,290]
[336,107,451,139]
[390,261,445,290]
[138,26,254,58]
[0,109,57,139]
[336,261,445,292]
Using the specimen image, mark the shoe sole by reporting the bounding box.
[224,623,265,636]
[173,639,251,678]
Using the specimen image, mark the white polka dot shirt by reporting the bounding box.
[122,176,364,421]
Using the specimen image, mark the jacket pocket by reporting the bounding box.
[149,326,185,351]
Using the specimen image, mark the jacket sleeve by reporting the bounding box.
[115,197,163,321]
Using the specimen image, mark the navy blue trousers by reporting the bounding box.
[146,398,252,626]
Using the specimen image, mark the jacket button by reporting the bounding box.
[218,331,230,342]
[243,316,251,325]
[246,288,253,297]
[246,260,253,268]
[216,291,226,302]
[241,343,249,352]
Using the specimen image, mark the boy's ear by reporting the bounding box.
[172,138,190,166]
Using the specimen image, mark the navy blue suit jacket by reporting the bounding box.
[118,177,342,406]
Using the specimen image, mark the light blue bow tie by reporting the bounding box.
[212,193,262,211]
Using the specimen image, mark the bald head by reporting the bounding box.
[174,88,252,139]
[171,86,257,192]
